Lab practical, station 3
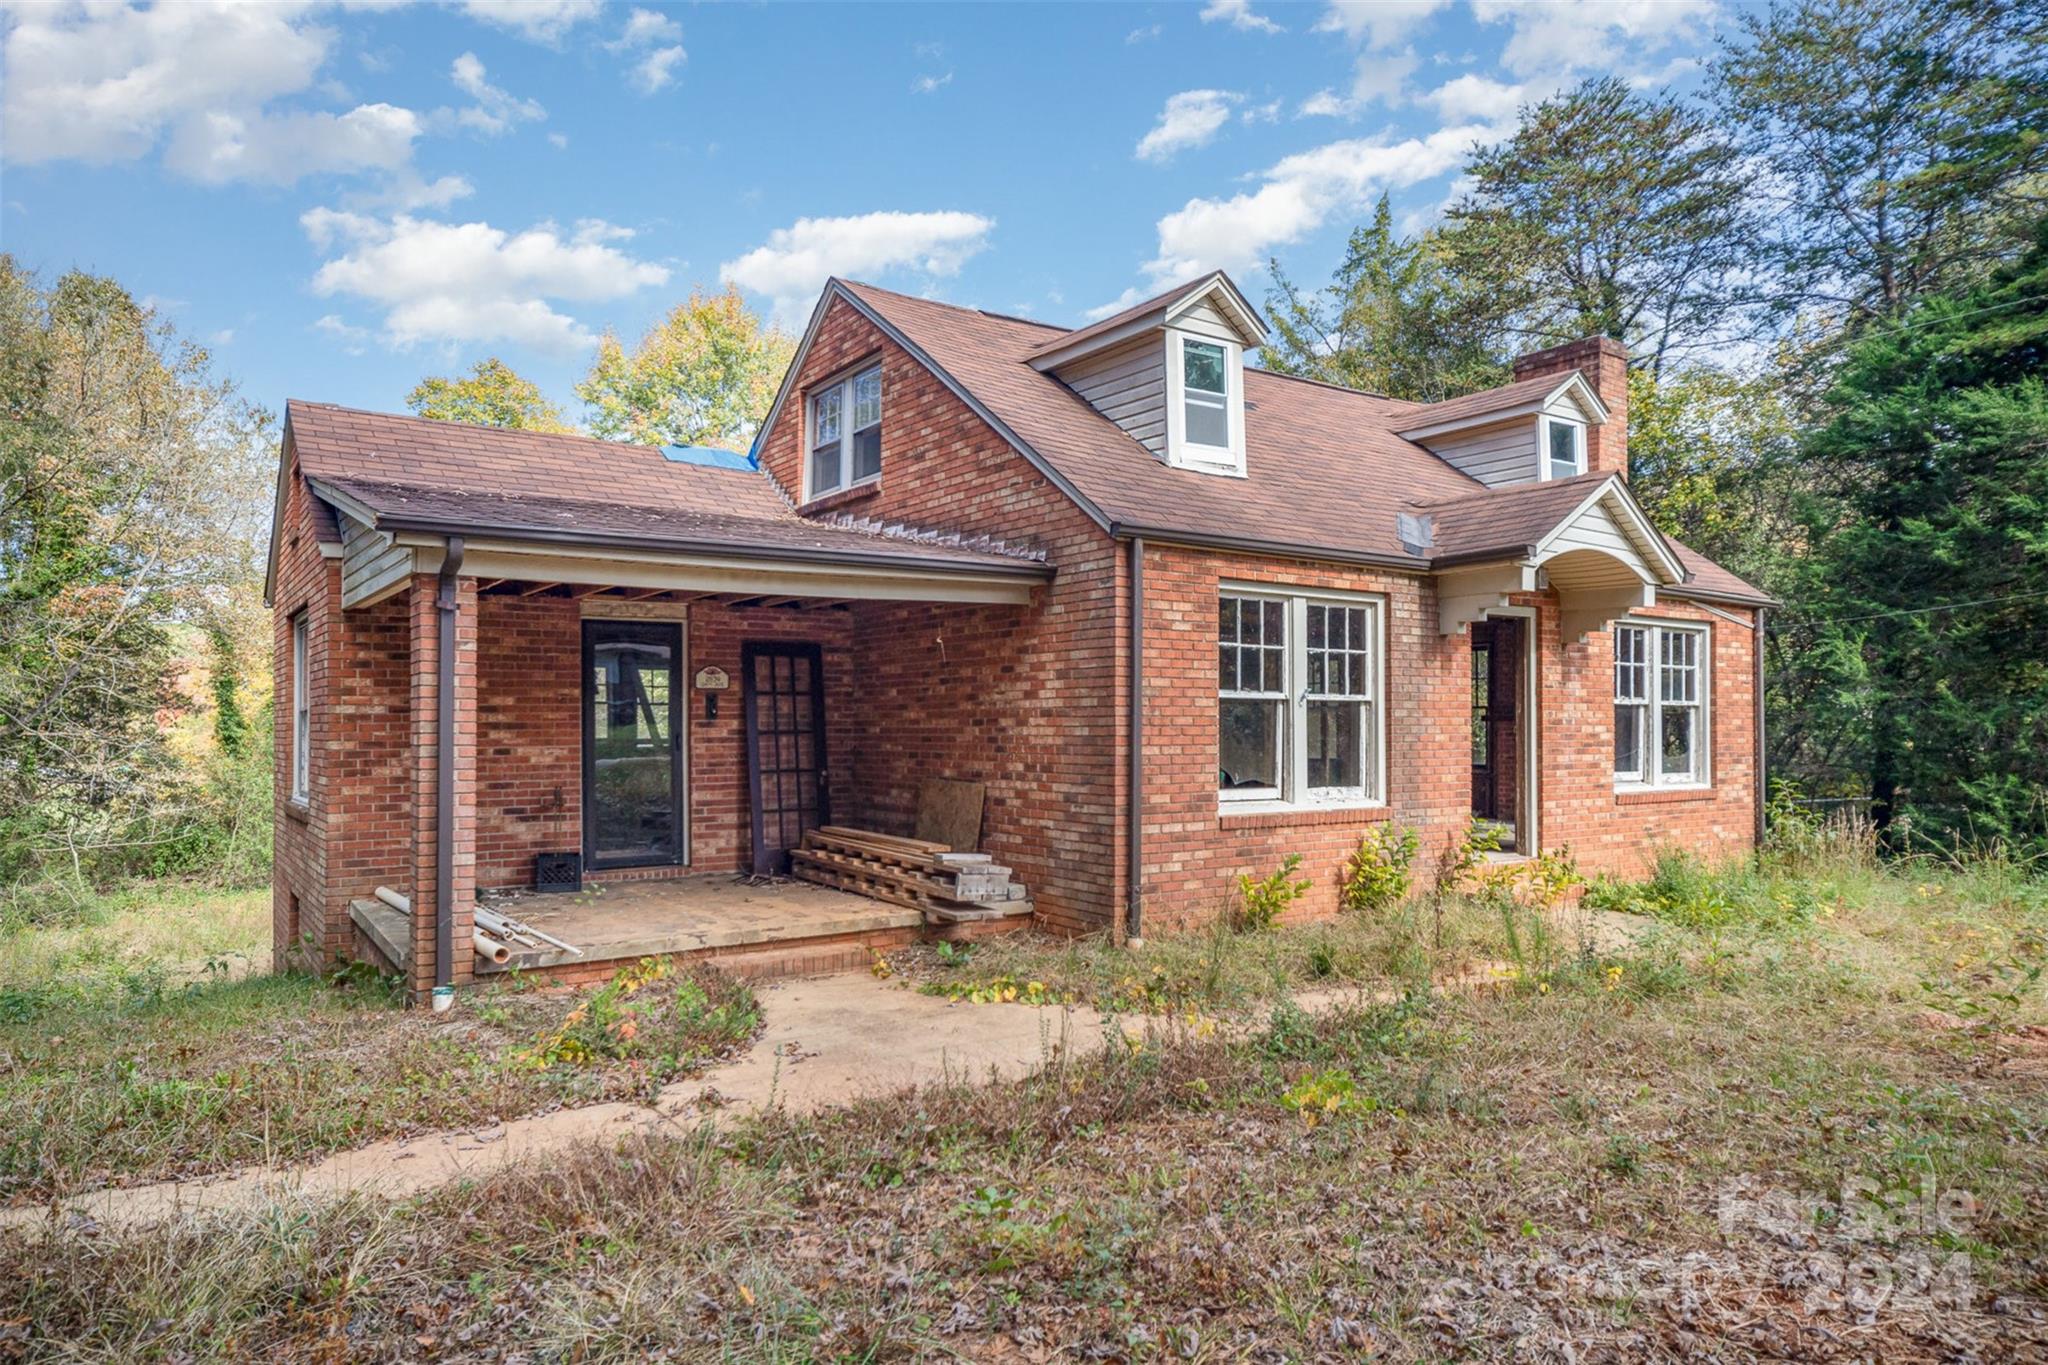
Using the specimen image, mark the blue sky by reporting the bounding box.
[2,1,1736,422]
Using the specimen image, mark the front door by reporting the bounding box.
[582,620,684,870]
[1469,618,1523,850]
[742,641,829,874]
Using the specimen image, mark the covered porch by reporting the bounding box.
[316,474,1053,997]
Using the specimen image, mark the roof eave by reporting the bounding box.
[1110,521,1428,573]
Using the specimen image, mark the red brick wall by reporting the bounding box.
[1530,595,1761,878]
[475,595,580,888]
[755,296,1122,934]
[270,441,332,972]
[1131,547,1760,929]
[1514,337,1630,477]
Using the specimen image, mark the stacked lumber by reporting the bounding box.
[790,825,1029,923]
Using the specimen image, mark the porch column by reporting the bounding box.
[408,571,478,998]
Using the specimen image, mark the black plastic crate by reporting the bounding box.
[534,851,582,893]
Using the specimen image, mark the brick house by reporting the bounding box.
[267,272,1769,997]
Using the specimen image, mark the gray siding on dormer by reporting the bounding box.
[1422,416,1539,487]
[1059,335,1168,459]
[1171,299,1246,345]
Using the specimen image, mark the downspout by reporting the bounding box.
[436,535,465,991]
[1126,536,1145,946]
[1754,605,1767,849]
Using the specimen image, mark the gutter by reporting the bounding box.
[1109,523,1427,573]
[435,534,464,993]
[1755,605,1768,849]
[1126,536,1145,946]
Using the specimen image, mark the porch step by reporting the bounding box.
[348,898,412,975]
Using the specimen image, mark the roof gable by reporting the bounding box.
[1025,272,1266,372]
[1395,372,1609,443]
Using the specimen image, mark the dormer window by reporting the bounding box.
[1166,330,1245,475]
[1545,417,1585,480]
[807,360,882,499]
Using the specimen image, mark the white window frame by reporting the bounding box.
[1541,416,1586,481]
[803,358,883,500]
[1613,619,1710,789]
[1218,584,1385,812]
[1165,329,1246,476]
[290,611,310,804]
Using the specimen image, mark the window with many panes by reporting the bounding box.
[291,612,310,803]
[1218,590,1382,806]
[1544,417,1584,480]
[1613,621,1706,786]
[807,361,882,498]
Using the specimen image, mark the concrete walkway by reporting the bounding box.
[4,974,1125,1231]
[7,926,1623,1233]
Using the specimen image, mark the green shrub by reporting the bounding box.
[1235,853,1310,931]
[1342,823,1420,914]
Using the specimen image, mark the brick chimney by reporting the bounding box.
[1512,336,1630,478]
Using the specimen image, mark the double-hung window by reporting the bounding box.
[1544,417,1585,480]
[807,361,882,498]
[1167,331,1245,473]
[291,612,310,803]
[1613,621,1706,786]
[1219,589,1383,807]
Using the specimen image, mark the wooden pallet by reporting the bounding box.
[792,824,1029,920]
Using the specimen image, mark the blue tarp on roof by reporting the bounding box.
[662,444,756,470]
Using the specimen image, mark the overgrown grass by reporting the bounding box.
[7,857,2046,1359]
[0,891,760,1201]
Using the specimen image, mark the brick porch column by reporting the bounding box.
[408,571,478,999]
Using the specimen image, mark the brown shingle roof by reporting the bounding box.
[313,474,1047,573]
[839,280,1768,603]
[841,280,1481,566]
[1393,374,1592,434]
[287,400,768,517]
[1023,276,1216,361]
[285,402,1047,578]
[1421,471,1619,563]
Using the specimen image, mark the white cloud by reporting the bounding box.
[313,313,370,355]
[167,102,422,185]
[305,211,670,352]
[1313,0,1450,49]
[0,0,422,185]
[1136,89,1242,163]
[610,8,683,48]
[913,70,953,94]
[208,328,236,346]
[393,172,477,210]
[604,7,685,94]
[1200,0,1284,34]
[720,210,996,327]
[1243,98,1283,124]
[1472,0,1718,76]
[548,132,570,149]
[631,45,686,93]
[1126,23,1163,43]
[459,0,603,44]
[1416,73,1550,126]
[1130,125,1484,289]
[1305,48,1423,118]
[450,52,545,135]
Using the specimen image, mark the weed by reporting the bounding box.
[1236,853,1311,931]
[1341,823,1420,914]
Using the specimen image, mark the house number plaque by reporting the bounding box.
[695,667,729,691]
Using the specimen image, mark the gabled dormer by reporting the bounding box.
[1029,273,1266,478]
[1394,370,1610,488]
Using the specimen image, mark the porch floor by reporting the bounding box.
[480,875,924,974]
[349,874,927,982]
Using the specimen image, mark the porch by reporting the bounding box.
[319,496,1054,995]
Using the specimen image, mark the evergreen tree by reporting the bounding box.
[1716,0,2048,330]
[1444,76,1763,373]
[1797,218,2048,851]
[1261,195,1508,402]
